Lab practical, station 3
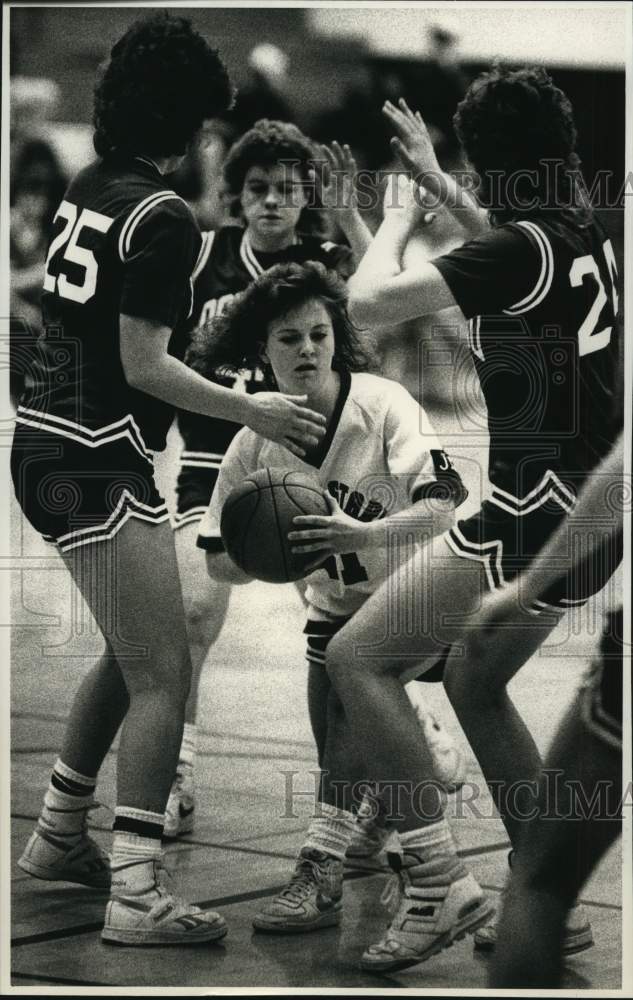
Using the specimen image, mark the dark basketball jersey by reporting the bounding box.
[23,155,201,452]
[433,214,621,509]
[175,226,353,455]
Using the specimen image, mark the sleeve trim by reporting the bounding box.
[118,191,185,262]
[502,221,554,315]
[196,534,225,552]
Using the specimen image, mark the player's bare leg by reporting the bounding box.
[318,542,493,971]
[175,522,231,727]
[443,608,560,847]
[443,600,594,955]
[324,541,484,826]
[19,518,227,945]
[59,640,129,777]
[490,697,622,987]
[166,521,231,836]
[307,660,331,768]
[61,520,193,809]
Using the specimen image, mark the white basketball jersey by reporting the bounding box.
[198,372,454,618]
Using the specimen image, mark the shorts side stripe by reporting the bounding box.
[16,407,153,463]
[172,506,208,530]
[445,526,505,591]
[55,490,168,545]
[491,471,576,513]
[16,416,151,465]
[57,494,170,553]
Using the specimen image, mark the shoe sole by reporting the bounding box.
[17,856,111,890]
[252,907,342,934]
[162,811,195,841]
[101,923,228,947]
[360,898,495,973]
[162,823,195,842]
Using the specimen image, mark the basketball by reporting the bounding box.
[220,467,331,583]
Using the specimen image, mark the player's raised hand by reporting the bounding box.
[288,491,369,557]
[310,142,358,215]
[383,98,441,177]
[244,392,327,457]
[382,172,437,226]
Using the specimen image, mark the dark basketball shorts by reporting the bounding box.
[174,456,221,530]
[445,490,622,614]
[174,409,231,529]
[12,407,169,553]
[304,615,352,667]
[580,607,623,752]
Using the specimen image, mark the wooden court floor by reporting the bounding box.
[7,440,624,992]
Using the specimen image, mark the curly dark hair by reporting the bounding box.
[93,13,233,158]
[187,261,371,385]
[223,119,325,236]
[454,65,589,224]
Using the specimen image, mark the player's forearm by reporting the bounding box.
[348,214,415,326]
[127,352,250,424]
[336,208,374,266]
[357,499,455,550]
[422,172,489,239]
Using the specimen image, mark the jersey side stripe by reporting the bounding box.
[503,221,554,315]
[192,231,216,282]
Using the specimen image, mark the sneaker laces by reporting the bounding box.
[278,855,325,904]
[380,872,404,916]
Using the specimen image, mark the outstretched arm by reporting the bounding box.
[120,315,327,457]
[312,141,374,265]
[383,98,489,240]
[347,174,457,327]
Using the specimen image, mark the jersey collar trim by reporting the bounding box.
[133,155,163,176]
[303,369,351,470]
[240,230,303,280]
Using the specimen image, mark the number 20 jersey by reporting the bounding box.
[22,155,201,452]
[432,213,621,510]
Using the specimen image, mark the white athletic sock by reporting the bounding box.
[111,807,165,897]
[399,820,467,882]
[303,802,357,861]
[39,758,96,845]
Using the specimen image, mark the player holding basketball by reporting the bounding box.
[165,121,372,837]
[317,66,621,970]
[11,14,327,947]
[192,260,478,934]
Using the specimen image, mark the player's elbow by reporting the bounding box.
[347,288,381,329]
[122,358,149,391]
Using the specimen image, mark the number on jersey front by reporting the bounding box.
[44,200,113,304]
[569,239,618,357]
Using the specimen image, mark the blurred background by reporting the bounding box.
[8,4,627,426]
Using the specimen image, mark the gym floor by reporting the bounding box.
[8,430,624,991]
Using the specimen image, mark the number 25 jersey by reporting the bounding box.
[432,214,621,509]
[22,155,201,453]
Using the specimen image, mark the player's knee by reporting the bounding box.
[325,630,359,689]
[185,592,223,647]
